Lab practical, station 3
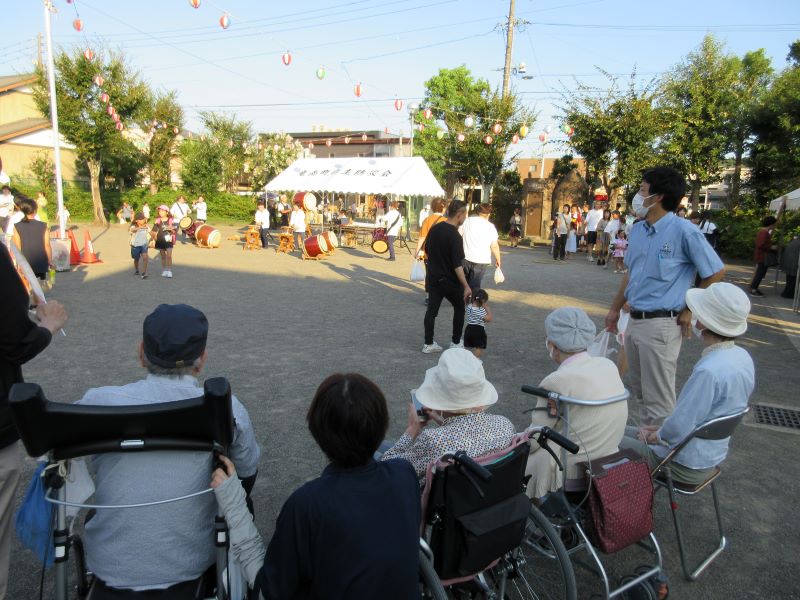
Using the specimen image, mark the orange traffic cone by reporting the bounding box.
[67,230,81,265]
[80,230,102,264]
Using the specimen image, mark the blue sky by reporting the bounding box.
[3,0,799,158]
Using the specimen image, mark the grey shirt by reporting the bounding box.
[76,374,260,590]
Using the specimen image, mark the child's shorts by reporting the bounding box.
[131,245,147,260]
[463,324,487,349]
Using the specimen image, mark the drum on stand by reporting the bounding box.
[321,230,338,252]
[179,216,193,231]
[303,234,329,259]
[293,192,317,212]
[371,227,389,254]
[195,224,221,248]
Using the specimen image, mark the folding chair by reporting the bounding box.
[651,407,750,581]
[9,378,237,600]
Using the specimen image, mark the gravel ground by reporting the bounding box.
[8,223,800,599]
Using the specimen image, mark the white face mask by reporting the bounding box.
[545,339,555,361]
[632,193,656,219]
[691,318,704,340]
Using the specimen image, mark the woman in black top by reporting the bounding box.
[12,196,50,280]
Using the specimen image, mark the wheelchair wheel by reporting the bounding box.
[492,505,577,600]
[419,549,448,600]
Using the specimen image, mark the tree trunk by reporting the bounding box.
[690,179,701,213]
[729,144,744,211]
[87,159,107,225]
[149,181,158,195]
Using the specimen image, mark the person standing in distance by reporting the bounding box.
[605,167,725,426]
[422,200,471,354]
[192,195,208,224]
[381,201,403,262]
[461,203,501,291]
[553,204,570,261]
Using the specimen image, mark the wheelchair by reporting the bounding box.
[418,425,580,600]
[521,385,665,600]
[9,378,244,600]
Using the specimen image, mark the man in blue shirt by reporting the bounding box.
[605,168,725,425]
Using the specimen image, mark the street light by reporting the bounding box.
[408,103,419,157]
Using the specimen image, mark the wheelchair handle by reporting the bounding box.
[453,450,492,481]
[540,426,580,455]
[521,385,559,401]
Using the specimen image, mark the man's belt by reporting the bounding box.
[629,309,680,320]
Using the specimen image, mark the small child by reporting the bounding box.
[611,230,628,274]
[463,289,492,358]
[565,222,577,258]
[129,212,150,279]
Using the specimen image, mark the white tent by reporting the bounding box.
[264,156,445,197]
[769,188,800,212]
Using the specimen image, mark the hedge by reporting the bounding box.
[714,204,800,260]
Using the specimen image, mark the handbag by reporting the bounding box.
[579,449,654,554]
[410,260,425,282]
[15,462,55,567]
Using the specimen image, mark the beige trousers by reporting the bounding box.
[624,317,682,426]
[0,442,21,600]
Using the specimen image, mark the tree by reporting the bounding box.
[549,154,579,182]
[179,138,223,196]
[33,49,149,224]
[657,34,740,211]
[414,66,534,198]
[491,169,524,232]
[200,112,252,193]
[27,151,55,198]
[249,132,303,192]
[748,40,800,203]
[140,91,183,194]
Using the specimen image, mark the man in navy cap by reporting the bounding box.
[76,304,260,594]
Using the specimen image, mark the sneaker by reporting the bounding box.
[161,270,168,277]
[422,342,443,354]
[141,273,148,279]
[134,270,140,275]
[588,256,594,262]
[603,264,609,269]
[449,341,464,349]
[165,270,173,278]
[749,289,763,296]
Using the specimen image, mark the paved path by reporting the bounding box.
[9,224,800,599]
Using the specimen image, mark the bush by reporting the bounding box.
[712,199,800,260]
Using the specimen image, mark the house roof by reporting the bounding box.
[0,118,50,143]
[0,73,37,94]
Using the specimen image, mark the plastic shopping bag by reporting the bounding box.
[15,462,54,567]
[410,260,425,282]
[587,330,613,359]
[64,458,95,518]
[494,267,505,285]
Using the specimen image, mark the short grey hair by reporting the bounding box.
[142,354,202,377]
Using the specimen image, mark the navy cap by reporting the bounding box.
[142,304,208,368]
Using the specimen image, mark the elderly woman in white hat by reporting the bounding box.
[620,282,755,485]
[381,349,515,478]
[526,307,628,499]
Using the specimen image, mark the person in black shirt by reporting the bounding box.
[422,199,472,353]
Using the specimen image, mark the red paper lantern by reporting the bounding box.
[282,51,291,66]
[361,133,368,142]
[73,19,83,32]
[417,124,425,133]
[107,105,114,116]
[113,113,120,123]
[100,92,110,104]
[83,48,95,61]
[344,136,351,144]
[93,75,104,87]
[173,127,180,134]
[115,122,123,131]
[512,133,519,144]
[219,14,230,29]
[325,139,332,147]
[456,133,466,142]
[394,98,403,111]
[423,108,433,120]
[538,133,546,142]
[492,123,502,135]
[354,82,363,97]
[569,127,575,137]
[484,135,493,145]
[189,0,201,8]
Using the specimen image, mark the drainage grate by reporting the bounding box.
[752,404,800,429]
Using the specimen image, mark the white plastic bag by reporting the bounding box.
[493,267,505,285]
[616,310,630,346]
[65,458,95,518]
[410,260,425,282]
[587,330,614,359]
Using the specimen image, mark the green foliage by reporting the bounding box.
[200,112,253,192]
[491,170,524,233]
[27,151,56,198]
[139,91,183,192]
[249,132,303,192]
[180,139,223,196]
[549,154,579,182]
[714,200,800,259]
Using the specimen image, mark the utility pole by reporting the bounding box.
[501,0,515,98]
[37,33,43,68]
[43,1,66,239]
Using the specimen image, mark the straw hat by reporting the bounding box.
[415,349,498,411]
[685,282,750,338]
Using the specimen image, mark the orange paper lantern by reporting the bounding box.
[325,139,332,147]
[83,48,95,61]
[219,14,230,29]
[354,82,363,97]
[73,19,83,32]
[93,75,104,87]
[282,51,291,66]
[189,0,201,8]
[492,123,502,135]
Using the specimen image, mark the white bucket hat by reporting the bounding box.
[685,282,750,338]
[416,349,498,412]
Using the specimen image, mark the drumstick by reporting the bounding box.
[8,242,66,337]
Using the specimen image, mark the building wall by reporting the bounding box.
[516,157,587,182]
[0,87,38,124]
[0,142,80,182]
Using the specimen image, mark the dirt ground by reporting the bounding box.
[8,223,800,599]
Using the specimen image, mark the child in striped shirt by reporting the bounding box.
[463,289,492,358]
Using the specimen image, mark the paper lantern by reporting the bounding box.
[242,142,248,149]
[273,144,280,152]
[308,142,314,149]
[394,98,403,111]
[492,123,502,135]
[106,105,114,116]
[561,123,570,134]
[189,0,201,7]
[115,122,124,131]
[73,19,83,32]
[484,135,494,145]
[344,136,351,144]
[325,139,332,147]
[423,108,432,120]
[361,133,368,142]
[456,133,466,142]
[512,133,519,144]
[354,82,363,97]
[545,124,553,134]
[100,92,109,104]
[417,124,424,133]
[219,14,230,29]
[282,51,291,66]
[569,127,575,137]
[83,48,95,61]
[538,133,547,142]
[436,130,445,140]
[173,127,179,134]
[316,66,326,80]
[113,113,121,123]
[519,124,529,138]
[93,75,104,87]
[464,115,474,128]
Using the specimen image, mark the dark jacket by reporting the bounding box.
[0,243,52,449]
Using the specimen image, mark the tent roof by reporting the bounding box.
[769,188,800,212]
[264,156,445,197]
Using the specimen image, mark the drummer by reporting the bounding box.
[170,196,191,243]
[192,195,208,224]
[289,204,307,252]
[255,202,270,249]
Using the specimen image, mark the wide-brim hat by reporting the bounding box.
[685,283,750,338]
[416,349,498,411]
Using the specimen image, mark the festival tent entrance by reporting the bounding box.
[769,187,800,212]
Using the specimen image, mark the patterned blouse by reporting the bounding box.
[381,412,516,478]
